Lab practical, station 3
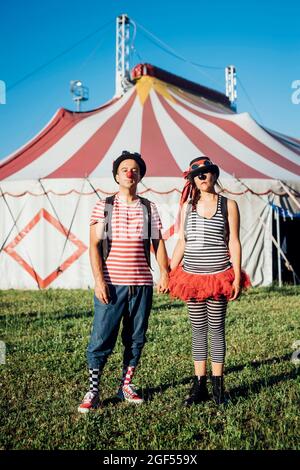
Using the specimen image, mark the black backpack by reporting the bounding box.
[100,194,161,270]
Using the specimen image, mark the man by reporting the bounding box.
[78,151,169,413]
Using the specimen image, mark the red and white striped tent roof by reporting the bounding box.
[1,63,300,182]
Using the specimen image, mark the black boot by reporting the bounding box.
[211,375,226,405]
[184,376,209,406]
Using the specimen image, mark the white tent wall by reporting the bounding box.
[0,178,299,289]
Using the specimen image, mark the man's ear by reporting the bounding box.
[115,173,119,183]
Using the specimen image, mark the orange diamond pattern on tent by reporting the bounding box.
[3,208,87,288]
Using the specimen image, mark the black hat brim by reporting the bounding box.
[188,164,219,180]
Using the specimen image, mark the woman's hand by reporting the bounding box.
[157,271,169,294]
[229,278,241,301]
[169,262,178,271]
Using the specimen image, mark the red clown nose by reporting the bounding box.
[126,170,134,179]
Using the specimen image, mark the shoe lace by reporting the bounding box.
[83,391,97,403]
[123,384,139,397]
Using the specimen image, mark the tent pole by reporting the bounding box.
[275,208,282,287]
[278,180,300,210]
[293,271,296,286]
[225,65,237,111]
[258,211,299,284]
[115,14,130,97]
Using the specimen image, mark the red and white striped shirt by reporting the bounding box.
[89,194,163,285]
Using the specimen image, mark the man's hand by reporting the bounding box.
[95,280,110,304]
[229,278,241,301]
[156,272,169,294]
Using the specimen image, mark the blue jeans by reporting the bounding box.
[87,284,153,370]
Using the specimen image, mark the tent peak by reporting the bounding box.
[131,63,232,109]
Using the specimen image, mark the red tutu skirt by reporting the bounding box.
[169,265,251,302]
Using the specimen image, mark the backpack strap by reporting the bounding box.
[137,196,153,270]
[183,201,193,242]
[101,194,116,262]
[220,195,230,246]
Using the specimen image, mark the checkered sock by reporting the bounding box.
[121,365,136,387]
[89,368,100,393]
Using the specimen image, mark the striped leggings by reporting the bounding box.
[187,296,228,363]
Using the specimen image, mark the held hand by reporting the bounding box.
[157,272,169,294]
[229,279,241,301]
[95,280,110,304]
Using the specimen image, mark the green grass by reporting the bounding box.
[0,286,299,450]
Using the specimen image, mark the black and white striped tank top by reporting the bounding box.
[183,194,232,274]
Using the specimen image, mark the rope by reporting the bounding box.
[7,19,114,92]
[133,20,223,70]
[278,180,300,210]
[0,185,41,289]
[38,178,86,273]
[132,19,224,89]
[85,178,105,200]
[0,186,290,197]
[268,202,300,219]
[237,76,264,125]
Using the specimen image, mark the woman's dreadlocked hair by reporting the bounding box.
[191,181,201,210]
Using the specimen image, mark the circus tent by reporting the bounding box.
[1,63,300,289]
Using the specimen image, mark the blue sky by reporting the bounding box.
[0,0,299,160]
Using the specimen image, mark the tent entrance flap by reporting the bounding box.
[272,212,300,285]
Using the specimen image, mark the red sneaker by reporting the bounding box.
[78,391,100,413]
[117,384,144,404]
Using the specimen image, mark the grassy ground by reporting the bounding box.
[0,285,299,450]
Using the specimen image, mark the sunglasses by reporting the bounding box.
[197,173,208,180]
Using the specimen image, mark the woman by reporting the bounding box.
[169,156,251,406]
